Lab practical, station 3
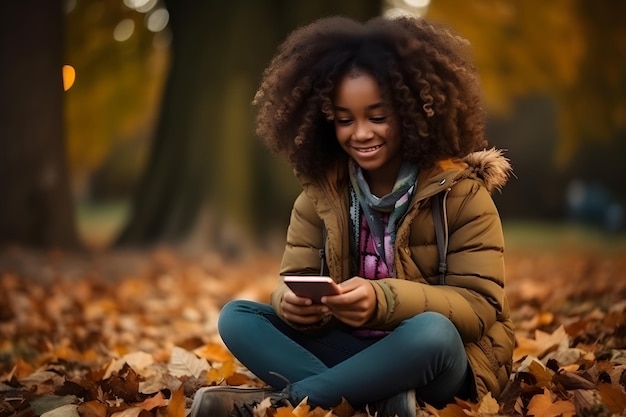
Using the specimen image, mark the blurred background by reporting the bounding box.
[1,0,625,256]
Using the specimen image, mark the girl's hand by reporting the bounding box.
[321,277,376,327]
[280,290,331,325]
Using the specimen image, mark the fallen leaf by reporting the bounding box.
[136,391,167,411]
[514,325,570,362]
[292,397,311,417]
[476,392,499,414]
[331,397,356,417]
[104,351,154,379]
[206,359,235,384]
[193,343,234,363]
[168,346,209,379]
[527,388,575,417]
[598,382,626,414]
[552,371,595,390]
[433,403,466,417]
[77,401,108,417]
[275,405,297,417]
[29,394,78,416]
[528,360,553,388]
[10,358,34,380]
[110,407,152,417]
[40,404,79,417]
[167,387,186,417]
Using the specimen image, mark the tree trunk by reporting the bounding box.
[117,0,381,253]
[0,0,79,248]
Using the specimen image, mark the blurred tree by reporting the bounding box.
[427,0,626,166]
[0,0,79,248]
[64,0,169,197]
[116,0,382,253]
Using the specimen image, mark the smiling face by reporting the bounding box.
[333,71,403,194]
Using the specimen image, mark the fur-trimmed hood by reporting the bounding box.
[462,148,513,194]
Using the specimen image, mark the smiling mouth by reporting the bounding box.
[354,144,382,153]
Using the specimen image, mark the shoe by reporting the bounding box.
[367,389,417,417]
[189,386,291,417]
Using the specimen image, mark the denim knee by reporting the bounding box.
[217,300,263,346]
[400,312,464,357]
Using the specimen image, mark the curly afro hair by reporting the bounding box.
[253,15,487,179]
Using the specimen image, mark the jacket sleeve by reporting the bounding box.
[367,180,505,343]
[270,192,331,331]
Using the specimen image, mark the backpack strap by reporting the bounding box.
[319,227,328,276]
[431,190,450,285]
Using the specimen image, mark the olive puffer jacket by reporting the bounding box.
[270,148,515,400]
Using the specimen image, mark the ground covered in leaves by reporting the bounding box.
[1,242,626,417]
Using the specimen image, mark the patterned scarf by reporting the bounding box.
[348,159,418,277]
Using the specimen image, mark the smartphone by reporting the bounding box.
[283,276,341,303]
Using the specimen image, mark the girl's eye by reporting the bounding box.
[370,116,388,123]
[336,118,353,126]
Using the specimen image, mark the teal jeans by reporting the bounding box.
[217,300,471,408]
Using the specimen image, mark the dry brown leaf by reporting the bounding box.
[9,358,34,380]
[136,391,167,411]
[331,397,356,417]
[528,360,552,388]
[527,388,575,417]
[103,364,142,403]
[432,402,466,417]
[552,370,595,390]
[110,407,151,417]
[598,382,626,414]
[104,352,154,379]
[167,387,186,417]
[514,325,570,362]
[77,401,108,417]
[168,346,209,378]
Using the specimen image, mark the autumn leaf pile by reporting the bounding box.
[1,245,625,417]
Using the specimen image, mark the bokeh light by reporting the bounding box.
[113,18,135,42]
[62,64,76,91]
[145,8,169,33]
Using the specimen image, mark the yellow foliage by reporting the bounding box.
[64,1,169,185]
[427,0,626,162]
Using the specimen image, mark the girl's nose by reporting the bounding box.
[352,121,374,141]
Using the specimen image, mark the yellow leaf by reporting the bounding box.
[167,387,186,417]
[206,359,236,384]
[527,388,575,417]
[194,342,234,363]
[292,397,310,417]
[476,392,500,414]
[436,403,467,417]
[275,406,297,417]
[514,325,569,361]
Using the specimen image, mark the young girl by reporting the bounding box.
[191,15,514,417]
